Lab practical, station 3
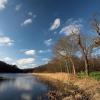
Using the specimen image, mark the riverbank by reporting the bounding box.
[33,73,100,100]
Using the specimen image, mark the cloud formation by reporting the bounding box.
[24,50,36,56]
[44,38,53,46]
[21,18,32,26]
[3,57,12,62]
[0,57,16,65]
[0,56,36,69]
[60,19,82,36]
[0,0,8,10]
[17,58,35,65]
[28,12,37,19]
[42,58,50,64]
[38,49,51,53]
[50,18,60,31]
[0,36,14,46]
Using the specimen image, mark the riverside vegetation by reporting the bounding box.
[33,73,100,100]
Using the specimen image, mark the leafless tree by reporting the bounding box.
[73,34,90,75]
[91,14,100,46]
[53,36,78,75]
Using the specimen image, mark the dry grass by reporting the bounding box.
[33,73,100,100]
[74,78,100,100]
[33,73,77,83]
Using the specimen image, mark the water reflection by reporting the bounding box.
[0,74,48,100]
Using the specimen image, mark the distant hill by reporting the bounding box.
[0,61,35,73]
[0,61,22,73]
[22,68,35,73]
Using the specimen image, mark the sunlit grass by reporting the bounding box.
[33,72,100,99]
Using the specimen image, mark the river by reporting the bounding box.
[0,74,50,100]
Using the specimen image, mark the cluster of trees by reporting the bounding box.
[34,15,100,75]
[52,15,100,75]
[54,16,100,75]
[33,56,100,73]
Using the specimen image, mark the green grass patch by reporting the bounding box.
[89,72,100,81]
[78,71,100,81]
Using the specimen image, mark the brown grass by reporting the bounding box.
[33,73,100,100]
[33,73,77,83]
[74,78,100,100]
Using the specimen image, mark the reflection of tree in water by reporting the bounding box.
[0,76,9,82]
[0,76,15,88]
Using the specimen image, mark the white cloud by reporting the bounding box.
[60,19,82,36]
[28,12,37,18]
[25,63,37,68]
[38,49,51,53]
[31,63,37,67]
[0,0,8,10]
[0,36,14,46]
[21,18,32,26]
[24,50,36,56]
[15,4,21,11]
[44,38,53,46]
[0,56,36,69]
[42,58,50,64]
[20,63,37,69]
[50,18,60,31]
[0,57,16,65]
[17,58,35,65]
[3,57,12,62]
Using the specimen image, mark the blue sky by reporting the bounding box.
[0,0,100,69]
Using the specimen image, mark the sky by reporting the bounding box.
[0,0,100,69]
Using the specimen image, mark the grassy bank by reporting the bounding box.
[33,72,100,100]
[78,71,100,80]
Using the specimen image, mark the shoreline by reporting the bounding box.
[33,72,100,100]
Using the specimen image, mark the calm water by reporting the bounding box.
[0,74,49,100]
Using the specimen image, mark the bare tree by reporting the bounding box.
[63,21,96,75]
[73,34,90,75]
[91,14,100,46]
[91,14,100,36]
[53,36,78,75]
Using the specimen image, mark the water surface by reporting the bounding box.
[0,74,49,100]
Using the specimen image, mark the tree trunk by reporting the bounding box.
[78,35,89,76]
[84,54,89,75]
[65,61,70,74]
[70,57,76,75]
[79,44,89,75]
[60,62,63,72]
